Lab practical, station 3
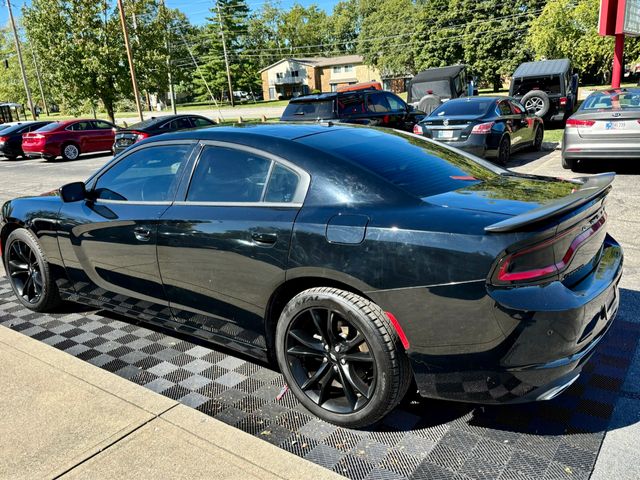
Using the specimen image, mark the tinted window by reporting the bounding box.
[34,122,60,132]
[187,147,271,202]
[167,117,193,130]
[192,117,214,127]
[282,100,335,119]
[411,80,452,100]
[67,121,92,131]
[94,145,190,202]
[512,77,561,96]
[366,93,391,113]
[337,94,365,115]
[298,128,500,198]
[265,164,299,203]
[497,101,512,116]
[430,99,494,117]
[385,93,406,112]
[93,120,114,130]
[1,123,31,134]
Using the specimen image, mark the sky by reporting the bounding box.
[0,0,341,28]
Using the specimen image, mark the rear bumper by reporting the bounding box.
[404,235,623,404]
[563,147,640,159]
[427,134,490,158]
[23,144,57,158]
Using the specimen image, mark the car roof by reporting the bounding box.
[512,59,571,78]
[411,65,466,83]
[289,89,384,103]
[587,87,640,97]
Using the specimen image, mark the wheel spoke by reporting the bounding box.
[344,332,364,352]
[340,363,371,398]
[287,344,324,359]
[317,368,335,406]
[289,329,323,351]
[8,259,28,272]
[21,275,33,299]
[309,309,329,345]
[301,361,331,391]
[32,272,43,296]
[326,311,339,345]
[336,363,358,408]
[11,242,28,264]
[343,351,373,363]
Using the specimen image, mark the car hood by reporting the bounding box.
[424,173,579,217]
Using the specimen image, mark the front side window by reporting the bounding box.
[385,93,406,112]
[67,121,92,131]
[93,120,114,130]
[187,147,272,202]
[192,117,214,128]
[94,145,190,202]
[366,93,391,113]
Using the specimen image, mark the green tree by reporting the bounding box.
[0,26,39,112]
[23,0,128,121]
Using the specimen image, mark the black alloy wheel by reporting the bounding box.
[285,306,376,414]
[276,287,412,428]
[4,228,61,312]
[7,239,43,305]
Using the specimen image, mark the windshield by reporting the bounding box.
[430,99,495,117]
[281,100,334,120]
[34,122,61,132]
[298,127,501,198]
[581,89,640,110]
[411,80,452,100]
[512,76,562,96]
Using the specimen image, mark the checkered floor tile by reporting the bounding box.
[1,278,638,480]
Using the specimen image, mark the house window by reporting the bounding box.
[333,66,342,74]
[276,72,284,79]
[344,65,353,73]
[291,70,299,77]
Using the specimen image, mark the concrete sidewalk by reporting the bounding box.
[0,325,342,480]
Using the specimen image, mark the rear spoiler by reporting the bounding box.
[485,172,615,233]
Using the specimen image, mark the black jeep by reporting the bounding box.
[280,89,424,132]
[509,59,579,123]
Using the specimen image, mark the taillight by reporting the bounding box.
[559,97,567,106]
[471,122,494,134]
[566,118,595,128]
[133,131,150,142]
[413,124,424,135]
[0,136,7,142]
[493,213,607,285]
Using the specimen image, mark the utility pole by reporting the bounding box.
[216,0,234,107]
[161,0,176,114]
[117,0,144,121]
[28,43,49,116]
[6,0,36,120]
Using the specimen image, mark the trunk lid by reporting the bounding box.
[421,114,481,141]
[573,110,640,140]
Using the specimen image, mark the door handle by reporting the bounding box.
[251,232,277,245]
[134,227,152,242]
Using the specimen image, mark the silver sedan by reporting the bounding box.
[562,88,640,170]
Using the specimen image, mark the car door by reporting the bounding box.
[384,92,412,131]
[365,92,392,127]
[508,100,534,148]
[57,142,196,319]
[157,142,309,346]
[66,121,94,152]
[91,120,117,152]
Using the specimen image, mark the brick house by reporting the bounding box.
[260,55,405,100]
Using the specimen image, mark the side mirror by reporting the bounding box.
[59,182,86,203]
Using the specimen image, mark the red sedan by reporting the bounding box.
[22,119,117,161]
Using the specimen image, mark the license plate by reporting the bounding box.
[438,130,454,139]
[605,121,626,130]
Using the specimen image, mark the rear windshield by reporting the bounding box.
[34,122,61,132]
[411,80,452,100]
[298,128,500,198]
[512,76,561,96]
[281,100,334,120]
[581,90,640,110]
[430,99,495,117]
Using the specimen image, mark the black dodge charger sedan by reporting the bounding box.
[0,124,622,427]
[413,96,544,165]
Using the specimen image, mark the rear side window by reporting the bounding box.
[265,164,299,203]
[67,121,92,131]
[337,94,366,115]
[282,100,334,119]
[298,128,499,198]
[94,145,191,202]
[187,147,271,202]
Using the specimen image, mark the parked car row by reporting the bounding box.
[0,114,217,161]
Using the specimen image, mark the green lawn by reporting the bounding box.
[544,128,564,144]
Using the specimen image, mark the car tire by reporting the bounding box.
[275,287,412,428]
[532,125,544,151]
[3,228,62,312]
[4,155,17,161]
[522,90,551,117]
[561,156,575,171]
[497,136,511,166]
[61,142,80,161]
